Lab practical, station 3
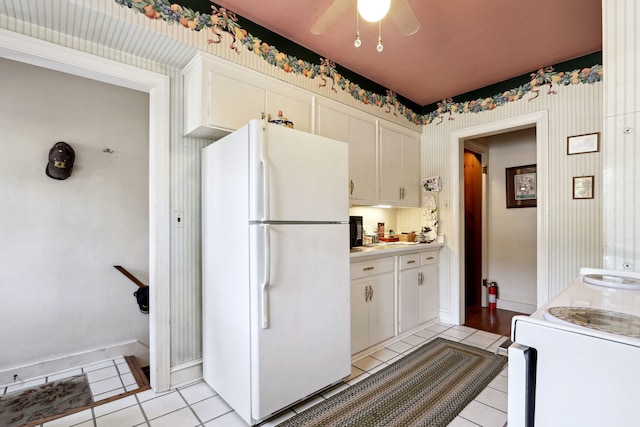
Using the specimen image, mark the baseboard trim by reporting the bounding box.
[497,299,536,314]
[0,341,149,385]
[169,359,203,389]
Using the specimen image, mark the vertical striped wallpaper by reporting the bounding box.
[602,0,640,273]
[170,66,209,366]
[423,83,603,315]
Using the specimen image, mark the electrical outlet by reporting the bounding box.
[173,211,184,228]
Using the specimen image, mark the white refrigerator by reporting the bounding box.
[202,120,351,425]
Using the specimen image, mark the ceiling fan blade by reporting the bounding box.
[311,0,355,35]
[390,0,420,36]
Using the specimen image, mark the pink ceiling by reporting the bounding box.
[212,0,602,106]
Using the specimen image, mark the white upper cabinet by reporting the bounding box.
[316,102,349,142]
[317,100,378,205]
[208,71,265,134]
[183,52,422,207]
[265,88,312,134]
[182,53,312,139]
[379,124,421,206]
[348,116,378,203]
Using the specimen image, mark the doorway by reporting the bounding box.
[0,30,172,391]
[448,112,549,332]
[462,131,538,336]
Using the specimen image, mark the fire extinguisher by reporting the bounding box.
[488,282,497,310]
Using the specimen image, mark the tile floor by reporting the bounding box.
[23,323,510,427]
[0,356,143,404]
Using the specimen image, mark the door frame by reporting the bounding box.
[0,29,172,391]
[449,111,549,325]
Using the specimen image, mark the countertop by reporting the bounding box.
[350,236,444,260]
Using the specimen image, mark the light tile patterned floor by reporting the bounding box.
[0,356,142,404]
[23,324,509,427]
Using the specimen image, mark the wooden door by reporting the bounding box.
[464,150,483,306]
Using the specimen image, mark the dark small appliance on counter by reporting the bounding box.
[349,215,363,248]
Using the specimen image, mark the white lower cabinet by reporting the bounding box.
[398,251,440,333]
[351,248,441,354]
[350,257,395,354]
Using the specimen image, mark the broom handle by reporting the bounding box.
[114,265,147,289]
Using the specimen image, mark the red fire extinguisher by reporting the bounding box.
[488,282,497,310]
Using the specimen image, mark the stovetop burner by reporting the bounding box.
[544,306,640,338]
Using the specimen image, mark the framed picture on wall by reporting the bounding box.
[506,164,537,208]
[573,176,594,199]
[567,132,600,155]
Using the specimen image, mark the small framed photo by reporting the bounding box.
[567,132,599,155]
[573,176,594,199]
[506,164,537,208]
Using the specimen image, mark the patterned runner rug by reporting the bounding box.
[0,375,93,427]
[279,338,507,427]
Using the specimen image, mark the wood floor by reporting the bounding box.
[464,305,526,337]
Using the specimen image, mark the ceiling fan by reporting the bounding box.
[311,0,420,36]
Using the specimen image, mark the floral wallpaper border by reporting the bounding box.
[116,0,603,126]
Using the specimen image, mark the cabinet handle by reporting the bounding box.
[419,272,425,285]
[365,285,373,302]
[407,260,416,264]
[363,266,375,271]
[426,256,434,260]
[350,180,355,195]
[399,187,403,200]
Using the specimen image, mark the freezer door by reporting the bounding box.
[250,223,351,421]
[249,121,348,222]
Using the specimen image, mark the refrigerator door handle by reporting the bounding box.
[260,133,270,221]
[261,224,271,329]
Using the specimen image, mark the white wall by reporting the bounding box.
[0,58,149,379]
[486,129,537,311]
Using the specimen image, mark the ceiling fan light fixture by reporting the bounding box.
[376,21,384,52]
[357,0,391,23]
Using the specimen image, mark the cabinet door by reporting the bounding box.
[317,104,349,142]
[379,126,403,204]
[399,268,421,332]
[401,134,421,205]
[209,71,265,131]
[367,272,395,347]
[265,88,312,133]
[420,263,440,322]
[350,280,370,354]
[348,116,377,202]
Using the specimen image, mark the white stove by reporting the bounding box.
[508,268,640,427]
